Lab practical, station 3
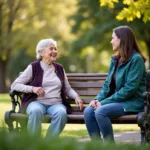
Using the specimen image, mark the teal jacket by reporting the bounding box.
[95,52,146,112]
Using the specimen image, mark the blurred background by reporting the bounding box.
[0,0,150,93]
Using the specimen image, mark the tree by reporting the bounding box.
[99,0,150,67]
[71,0,127,73]
[0,0,26,92]
[0,0,76,93]
[99,0,150,22]
[71,0,150,72]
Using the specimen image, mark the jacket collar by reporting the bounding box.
[111,51,137,65]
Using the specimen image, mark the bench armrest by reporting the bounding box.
[9,90,23,112]
[143,92,150,102]
[143,92,150,113]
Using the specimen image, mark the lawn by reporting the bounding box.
[0,94,140,138]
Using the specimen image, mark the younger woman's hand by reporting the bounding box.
[89,100,97,109]
[95,100,101,109]
[89,100,101,109]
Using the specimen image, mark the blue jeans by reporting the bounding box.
[84,103,126,142]
[26,101,67,138]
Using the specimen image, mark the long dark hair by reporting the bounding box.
[113,26,146,63]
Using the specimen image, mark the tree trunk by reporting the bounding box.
[0,60,8,93]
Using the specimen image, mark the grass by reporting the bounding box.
[0,93,10,103]
[0,94,140,138]
[42,124,140,138]
[0,130,149,150]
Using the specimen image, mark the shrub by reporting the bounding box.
[0,130,149,150]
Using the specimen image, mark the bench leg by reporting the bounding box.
[4,111,27,133]
[137,112,150,144]
[145,114,150,143]
[140,127,146,144]
[137,112,147,144]
[4,111,15,132]
[18,119,27,132]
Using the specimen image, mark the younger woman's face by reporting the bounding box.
[110,32,120,52]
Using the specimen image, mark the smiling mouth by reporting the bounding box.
[50,54,56,58]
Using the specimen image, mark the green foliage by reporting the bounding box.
[99,0,150,22]
[1,0,150,92]
[70,0,125,73]
[71,0,150,72]
[0,0,77,91]
[8,48,35,81]
[0,0,76,58]
[0,130,150,150]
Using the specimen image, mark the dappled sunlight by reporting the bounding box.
[113,124,140,132]
[41,123,140,138]
[100,51,110,67]
[81,46,95,57]
[0,94,10,102]
[0,103,11,120]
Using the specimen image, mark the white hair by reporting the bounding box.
[36,38,57,60]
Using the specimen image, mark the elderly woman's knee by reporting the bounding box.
[28,108,43,117]
[54,109,67,119]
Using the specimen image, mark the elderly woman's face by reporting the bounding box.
[41,43,57,62]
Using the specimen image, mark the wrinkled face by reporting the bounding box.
[40,43,57,62]
[110,32,120,52]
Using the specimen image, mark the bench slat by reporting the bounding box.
[67,73,107,81]
[9,113,138,124]
[69,98,93,104]
[67,73,108,77]
[70,82,104,88]
[75,90,101,96]
[68,77,107,81]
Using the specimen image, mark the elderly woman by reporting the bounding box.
[11,38,83,138]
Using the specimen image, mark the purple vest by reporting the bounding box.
[20,61,71,113]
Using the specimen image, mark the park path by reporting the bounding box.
[77,130,141,144]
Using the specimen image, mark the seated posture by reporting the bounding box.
[84,26,147,142]
[11,38,83,138]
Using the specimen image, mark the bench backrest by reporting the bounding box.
[67,71,150,114]
[147,71,150,92]
[11,71,150,115]
[67,73,107,114]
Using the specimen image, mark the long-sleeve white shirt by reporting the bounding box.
[11,61,78,105]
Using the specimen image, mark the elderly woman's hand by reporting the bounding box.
[75,96,83,111]
[32,87,45,97]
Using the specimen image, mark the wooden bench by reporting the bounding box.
[5,73,150,143]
